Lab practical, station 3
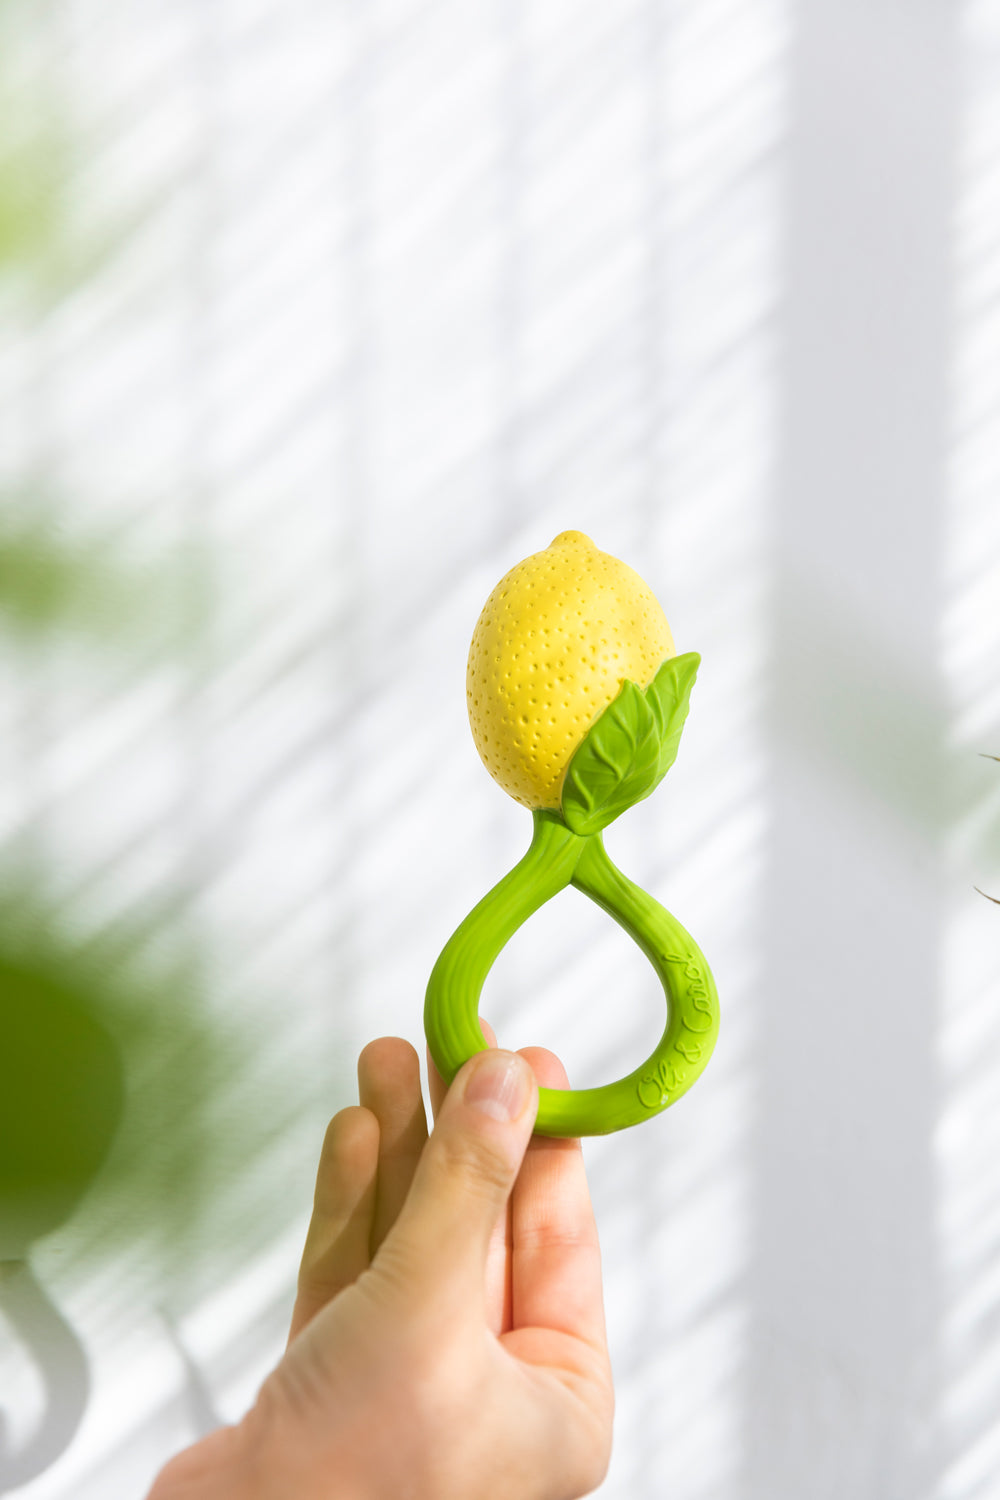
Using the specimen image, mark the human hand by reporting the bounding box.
[149,1022,614,1500]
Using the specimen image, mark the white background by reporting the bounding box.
[1,0,999,1496]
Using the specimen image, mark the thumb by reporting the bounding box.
[374,1049,537,1312]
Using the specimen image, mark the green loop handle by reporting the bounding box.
[424,810,719,1136]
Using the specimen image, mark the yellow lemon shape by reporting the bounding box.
[467,531,676,810]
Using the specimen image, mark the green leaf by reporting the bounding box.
[561,680,661,836]
[560,651,701,836]
[646,652,701,780]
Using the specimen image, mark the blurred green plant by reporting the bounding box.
[0,0,72,302]
[975,754,999,904]
[0,931,123,1261]
[0,133,63,280]
[0,10,343,1479]
[0,506,213,647]
[0,3,317,1306]
[0,884,308,1483]
[0,124,164,300]
[0,889,292,1283]
[0,0,154,300]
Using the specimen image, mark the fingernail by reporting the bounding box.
[464,1051,531,1122]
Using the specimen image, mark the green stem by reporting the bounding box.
[424,811,584,1082]
[424,811,719,1137]
[567,837,719,1129]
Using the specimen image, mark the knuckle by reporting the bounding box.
[432,1127,513,1198]
[295,1257,345,1305]
[516,1218,601,1256]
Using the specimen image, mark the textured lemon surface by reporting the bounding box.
[467,531,675,809]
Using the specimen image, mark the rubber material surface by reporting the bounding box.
[424,810,719,1136]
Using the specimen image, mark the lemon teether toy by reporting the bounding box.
[424,531,719,1136]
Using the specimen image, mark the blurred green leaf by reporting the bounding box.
[0,948,124,1258]
[0,138,63,276]
[0,134,167,303]
[0,11,341,1314]
[0,507,213,646]
[0,889,307,1291]
[0,5,163,303]
[977,756,999,901]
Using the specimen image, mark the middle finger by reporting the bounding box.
[357,1036,428,1255]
